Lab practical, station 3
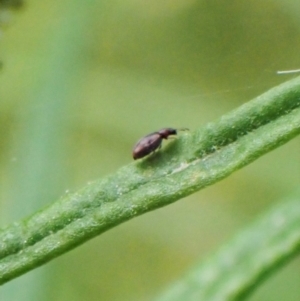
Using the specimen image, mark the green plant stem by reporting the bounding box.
[0,76,300,284]
[154,195,300,301]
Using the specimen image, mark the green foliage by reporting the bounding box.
[1,2,300,300]
[155,196,300,301]
[0,76,299,291]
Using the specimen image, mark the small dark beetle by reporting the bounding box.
[132,127,182,160]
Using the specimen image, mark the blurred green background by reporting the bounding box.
[0,0,300,300]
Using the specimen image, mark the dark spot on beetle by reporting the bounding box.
[132,127,187,160]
